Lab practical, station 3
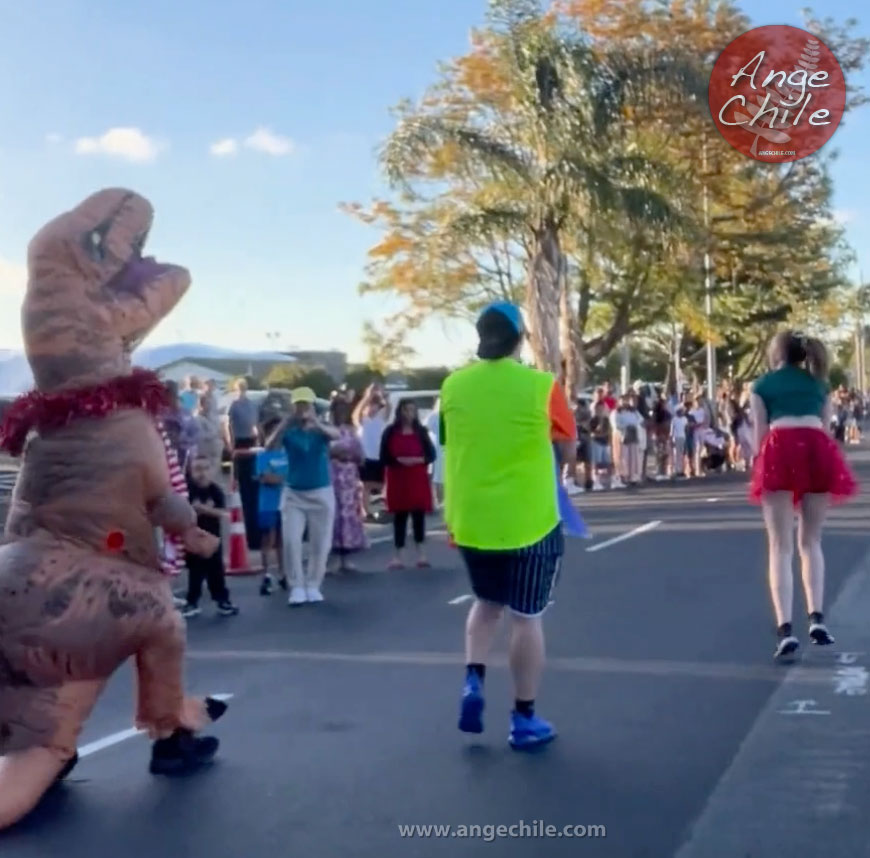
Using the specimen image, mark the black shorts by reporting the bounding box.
[576,435,591,464]
[459,525,564,617]
[359,459,384,484]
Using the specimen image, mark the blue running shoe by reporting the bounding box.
[509,712,557,750]
[458,674,485,733]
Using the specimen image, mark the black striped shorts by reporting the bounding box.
[459,525,564,617]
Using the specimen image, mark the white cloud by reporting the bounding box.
[74,127,163,163]
[209,137,239,157]
[243,127,294,156]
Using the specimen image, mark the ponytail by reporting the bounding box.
[804,337,829,380]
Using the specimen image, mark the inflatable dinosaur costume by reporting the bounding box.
[0,189,227,830]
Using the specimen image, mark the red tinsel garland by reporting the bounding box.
[0,368,169,456]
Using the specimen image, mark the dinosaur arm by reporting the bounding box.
[149,492,196,534]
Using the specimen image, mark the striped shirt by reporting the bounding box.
[157,418,187,576]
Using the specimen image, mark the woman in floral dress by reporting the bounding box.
[329,398,368,571]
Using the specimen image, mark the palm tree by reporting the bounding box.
[380,0,699,390]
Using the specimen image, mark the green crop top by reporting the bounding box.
[752,365,829,422]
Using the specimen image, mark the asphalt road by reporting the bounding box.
[2,457,870,857]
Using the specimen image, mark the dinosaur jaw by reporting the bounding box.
[107,248,191,352]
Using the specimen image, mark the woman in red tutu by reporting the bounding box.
[750,331,857,660]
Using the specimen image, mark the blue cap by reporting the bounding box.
[478,302,523,334]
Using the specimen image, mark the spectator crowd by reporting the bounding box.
[156,373,867,618]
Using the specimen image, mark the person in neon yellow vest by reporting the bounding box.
[440,302,577,750]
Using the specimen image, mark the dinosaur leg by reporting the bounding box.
[0,679,104,830]
[134,604,209,737]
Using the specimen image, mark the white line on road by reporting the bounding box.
[79,693,234,759]
[585,520,662,553]
[705,498,721,503]
[80,728,140,758]
[448,594,474,605]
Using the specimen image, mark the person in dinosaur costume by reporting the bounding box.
[0,188,229,830]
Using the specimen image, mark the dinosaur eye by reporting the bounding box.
[83,223,109,262]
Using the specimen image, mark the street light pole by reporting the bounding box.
[702,141,716,398]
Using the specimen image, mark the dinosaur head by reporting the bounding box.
[22,189,191,391]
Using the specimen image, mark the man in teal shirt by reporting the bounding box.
[267,387,339,606]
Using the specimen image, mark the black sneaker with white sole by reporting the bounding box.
[774,635,800,659]
[259,575,274,596]
[808,611,835,645]
[217,600,240,617]
[774,622,800,660]
[181,603,201,619]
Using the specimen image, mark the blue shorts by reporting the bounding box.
[592,441,611,467]
[258,509,282,534]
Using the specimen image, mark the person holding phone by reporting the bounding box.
[354,383,391,520]
[267,387,340,606]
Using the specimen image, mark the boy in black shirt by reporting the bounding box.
[182,456,239,618]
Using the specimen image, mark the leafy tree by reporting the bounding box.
[346,0,701,393]
[344,364,385,395]
[347,0,867,392]
[405,366,452,389]
[263,364,337,398]
[361,319,417,374]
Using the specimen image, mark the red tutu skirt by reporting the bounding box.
[749,427,857,505]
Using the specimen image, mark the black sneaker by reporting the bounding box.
[181,604,201,619]
[809,623,835,645]
[217,601,239,617]
[774,622,799,660]
[149,729,220,775]
[774,636,800,659]
[259,576,273,596]
[278,576,289,592]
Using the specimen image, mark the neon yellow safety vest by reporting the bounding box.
[441,358,558,551]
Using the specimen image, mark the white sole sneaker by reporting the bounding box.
[288,587,307,606]
[774,635,800,659]
[306,588,324,604]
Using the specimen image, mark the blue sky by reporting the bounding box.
[0,0,867,367]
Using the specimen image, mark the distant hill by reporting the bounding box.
[0,343,295,396]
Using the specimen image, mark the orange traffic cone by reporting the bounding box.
[226,480,261,575]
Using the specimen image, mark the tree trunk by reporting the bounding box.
[558,255,581,399]
[526,224,562,375]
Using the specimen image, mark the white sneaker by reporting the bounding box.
[564,482,583,496]
[592,481,604,492]
[611,478,626,490]
[288,586,307,606]
[305,587,324,604]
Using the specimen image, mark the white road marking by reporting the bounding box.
[80,728,141,758]
[705,498,720,503]
[778,699,830,715]
[79,693,234,759]
[585,520,662,553]
[448,594,474,605]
